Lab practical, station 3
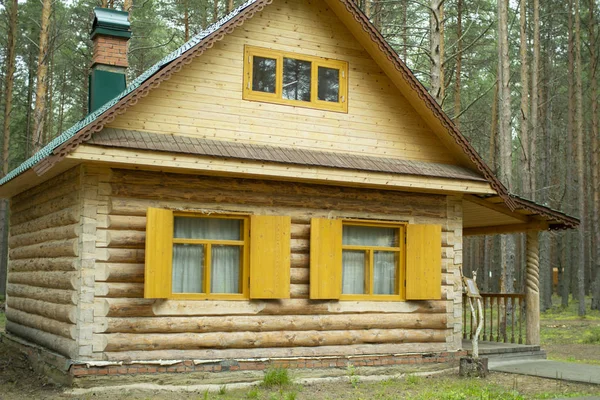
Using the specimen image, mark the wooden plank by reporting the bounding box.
[406,225,442,300]
[144,208,173,298]
[250,215,291,299]
[463,221,549,236]
[310,218,342,299]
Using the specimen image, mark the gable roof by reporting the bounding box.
[0,0,577,230]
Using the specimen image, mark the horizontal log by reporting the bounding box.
[291,284,309,299]
[291,253,309,268]
[9,239,78,260]
[100,215,146,230]
[291,224,310,239]
[6,321,77,358]
[6,296,77,323]
[95,263,145,283]
[104,342,450,361]
[95,248,145,263]
[6,308,76,339]
[97,230,146,249]
[9,224,78,249]
[101,328,447,351]
[10,208,79,237]
[8,271,78,290]
[98,313,447,334]
[8,257,78,272]
[96,298,448,317]
[11,191,79,226]
[110,170,447,215]
[11,166,80,207]
[95,282,144,298]
[7,284,77,305]
[290,268,309,284]
[291,239,309,253]
[11,181,80,214]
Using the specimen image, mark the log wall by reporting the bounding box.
[90,167,464,361]
[6,167,83,358]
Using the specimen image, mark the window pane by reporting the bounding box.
[211,245,241,294]
[374,251,397,295]
[342,225,398,247]
[283,58,311,101]
[252,56,277,93]
[172,244,204,293]
[342,250,365,294]
[174,217,241,240]
[318,66,340,102]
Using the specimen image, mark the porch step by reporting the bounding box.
[462,340,547,362]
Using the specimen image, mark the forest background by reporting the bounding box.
[0,0,598,314]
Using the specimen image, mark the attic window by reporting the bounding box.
[243,46,348,113]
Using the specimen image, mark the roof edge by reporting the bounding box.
[330,0,517,210]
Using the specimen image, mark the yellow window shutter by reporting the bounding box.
[310,218,342,299]
[250,215,291,299]
[406,224,442,300]
[144,208,174,298]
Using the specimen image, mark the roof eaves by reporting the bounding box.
[0,0,268,187]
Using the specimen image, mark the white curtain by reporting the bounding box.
[342,225,397,295]
[373,251,396,294]
[342,250,365,294]
[172,217,241,294]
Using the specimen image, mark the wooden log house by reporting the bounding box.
[0,0,577,383]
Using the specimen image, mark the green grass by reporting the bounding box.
[215,373,599,400]
[262,367,292,387]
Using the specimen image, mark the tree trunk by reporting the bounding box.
[589,0,600,310]
[531,0,541,201]
[574,0,586,316]
[519,0,530,198]
[213,0,219,23]
[2,0,17,175]
[430,0,445,104]
[123,0,133,12]
[31,0,52,154]
[184,0,190,41]
[498,0,515,297]
[402,2,408,62]
[227,0,234,13]
[0,0,18,297]
[25,47,35,157]
[454,0,462,127]
[564,0,576,307]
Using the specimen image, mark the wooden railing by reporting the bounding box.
[463,293,527,344]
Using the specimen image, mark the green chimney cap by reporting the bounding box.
[91,7,132,40]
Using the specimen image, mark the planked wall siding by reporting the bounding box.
[105,0,456,165]
[5,167,83,358]
[90,167,464,361]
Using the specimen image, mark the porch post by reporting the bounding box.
[526,230,540,345]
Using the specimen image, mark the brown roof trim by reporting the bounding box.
[88,128,489,182]
[32,0,274,176]
[510,195,579,230]
[333,0,517,210]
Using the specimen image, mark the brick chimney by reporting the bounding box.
[88,7,131,113]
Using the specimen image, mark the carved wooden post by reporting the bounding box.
[526,230,540,345]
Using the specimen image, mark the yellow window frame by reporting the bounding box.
[243,45,349,113]
[169,213,250,300]
[339,220,406,301]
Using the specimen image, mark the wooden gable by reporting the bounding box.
[105,0,461,166]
